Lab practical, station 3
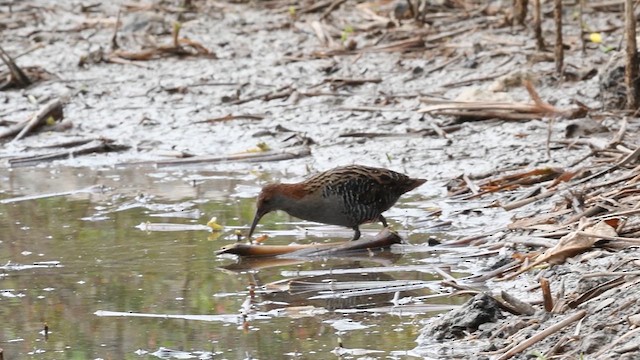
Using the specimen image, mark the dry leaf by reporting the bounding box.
[538,220,617,265]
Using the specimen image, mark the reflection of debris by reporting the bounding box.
[207,216,224,231]
[217,228,402,257]
[135,222,211,232]
[0,185,103,204]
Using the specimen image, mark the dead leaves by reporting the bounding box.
[540,220,616,265]
[504,220,619,279]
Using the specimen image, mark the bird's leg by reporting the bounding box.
[379,215,388,227]
[352,226,361,241]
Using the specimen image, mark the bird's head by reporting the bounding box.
[248,184,285,238]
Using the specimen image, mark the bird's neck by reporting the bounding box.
[274,183,309,200]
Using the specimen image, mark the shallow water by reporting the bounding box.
[0,166,472,359]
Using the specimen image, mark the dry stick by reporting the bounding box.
[467,260,523,282]
[0,185,104,204]
[544,334,571,358]
[501,290,536,315]
[573,146,640,185]
[514,0,528,26]
[579,0,588,54]
[584,166,640,191]
[554,0,563,77]
[534,0,545,50]
[320,0,347,19]
[561,205,606,226]
[231,85,293,105]
[12,98,63,142]
[624,0,639,110]
[496,310,586,360]
[338,125,462,138]
[546,117,553,159]
[540,277,553,312]
[0,45,31,87]
[111,9,121,50]
[587,0,625,10]
[463,173,479,194]
[429,122,448,139]
[582,270,640,278]
[567,276,626,307]
[502,188,556,211]
[609,117,628,147]
[8,139,125,167]
[575,231,640,244]
[593,327,640,357]
[155,146,311,167]
[298,0,334,14]
[424,54,463,75]
[441,70,510,88]
[337,106,408,112]
[196,114,265,123]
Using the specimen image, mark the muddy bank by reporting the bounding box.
[2,0,640,359]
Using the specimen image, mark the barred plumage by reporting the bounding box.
[248,165,426,240]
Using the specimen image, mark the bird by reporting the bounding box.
[248,165,426,240]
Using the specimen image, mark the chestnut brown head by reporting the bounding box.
[248,184,285,238]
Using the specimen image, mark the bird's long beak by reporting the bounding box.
[248,210,265,238]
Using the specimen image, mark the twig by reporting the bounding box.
[338,125,462,138]
[513,0,528,26]
[298,0,334,14]
[231,85,293,105]
[593,327,640,357]
[573,146,640,185]
[8,139,128,167]
[195,114,265,123]
[579,0,586,53]
[582,270,640,278]
[608,117,628,147]
[534,0,545,50]
[540,277,553,312]
[441,70,510,88]
[0,44,31,89]
[11,99,63,141]
[320,0,347,19]
[423,54,463,75]
[501,189,556,211]
[574,230,640,244]
[624,0,639,109]
[496,310,586,360]
[111,9,121,50]
[463,174,479,194]
[0,185,104,204]
[337,106,409,112]
[155,146,311,167]
[460,260,521,283]
[554,0,563,77]
[546,117,553,159]
[501,291,536,315]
